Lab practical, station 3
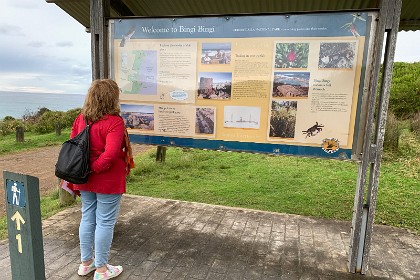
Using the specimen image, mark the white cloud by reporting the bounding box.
[394,31,420,62]
[0,0,91,94]
[27,41,45,48]
[7,0,39,9]
[56,41,74,47]
[0,24,25,36]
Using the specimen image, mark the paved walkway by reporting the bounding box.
[1,195,419,280]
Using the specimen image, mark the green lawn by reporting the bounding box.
[0,129,70,156]
[127,145,419,235]
[128,149,358,218]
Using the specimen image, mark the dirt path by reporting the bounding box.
[0,144,152,216]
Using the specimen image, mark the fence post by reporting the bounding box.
[55,123,61,136]
[156,146,167,162]
[16,127,24,142]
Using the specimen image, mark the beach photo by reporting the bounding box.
[121,104,154,130]
[274,42,309,69]
[201,42,231,64]
[197,72,232,100]
[195,107,215,134]
[272,72,310,98]
[269,101,298,138]
[318,42,356,69]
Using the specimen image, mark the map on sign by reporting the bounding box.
[121,50,158,95]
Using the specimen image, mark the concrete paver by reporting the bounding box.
[1,195,419,279]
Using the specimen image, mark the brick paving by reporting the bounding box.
[1,195,419,279]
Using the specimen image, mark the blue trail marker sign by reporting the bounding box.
[4,171,45,280]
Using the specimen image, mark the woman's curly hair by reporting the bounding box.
[82,79,121,122]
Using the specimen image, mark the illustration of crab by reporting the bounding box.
[302,122,324,138]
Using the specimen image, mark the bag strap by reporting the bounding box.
[84,117,94,128]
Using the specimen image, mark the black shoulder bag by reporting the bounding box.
[55,118,93,184]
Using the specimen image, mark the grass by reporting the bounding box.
[126,141,419,235]
[0,190,75,240]
[128,149,358,219]
[0,129,71,156]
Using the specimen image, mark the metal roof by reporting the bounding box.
[47,0,420,31]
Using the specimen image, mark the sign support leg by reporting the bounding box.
[348,0,402,273]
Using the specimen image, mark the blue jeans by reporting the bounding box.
[79,191,122,268]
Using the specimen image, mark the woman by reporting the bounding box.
[73,79,126,279]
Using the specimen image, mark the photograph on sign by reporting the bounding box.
[195,107,216,136]
[110,12,374,159]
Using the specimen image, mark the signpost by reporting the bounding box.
[4,171,45,280]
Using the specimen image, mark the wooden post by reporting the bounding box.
[348,0,402,274]
[90,0,110,80]
[156,146,167,162]
[16,126,24,142]
[55,123,61,136]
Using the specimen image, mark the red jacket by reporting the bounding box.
[71,114,126,194]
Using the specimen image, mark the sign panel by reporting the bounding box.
[110,12,375,159]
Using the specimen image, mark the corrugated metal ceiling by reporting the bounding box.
[47,0,420,31]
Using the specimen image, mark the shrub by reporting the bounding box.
[33,111,66,134]
[3,116,15,121]
[383,112,400,151]
[22,107,51,125]
[0,119,25,136]
[61,108,82,128]
[388,62,420,119]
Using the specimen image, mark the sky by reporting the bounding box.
[0,0,419,96]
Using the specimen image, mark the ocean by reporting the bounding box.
[0,91,86,120]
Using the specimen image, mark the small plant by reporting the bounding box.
[410,112,420,140]
[384,112,400,151]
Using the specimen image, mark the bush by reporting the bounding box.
[0,119,25,136]
[383,112,400,151]
[61,108,82,128]
[3,116,15,121]
[22,107,51,124]
[33,111,66,134]
[388,62,420,119]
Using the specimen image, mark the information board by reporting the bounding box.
[110,12,375,159]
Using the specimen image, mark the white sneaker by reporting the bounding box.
[94,264,123,279]
[77,260,95,276]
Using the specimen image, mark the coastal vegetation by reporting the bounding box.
[0,107,81,136]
